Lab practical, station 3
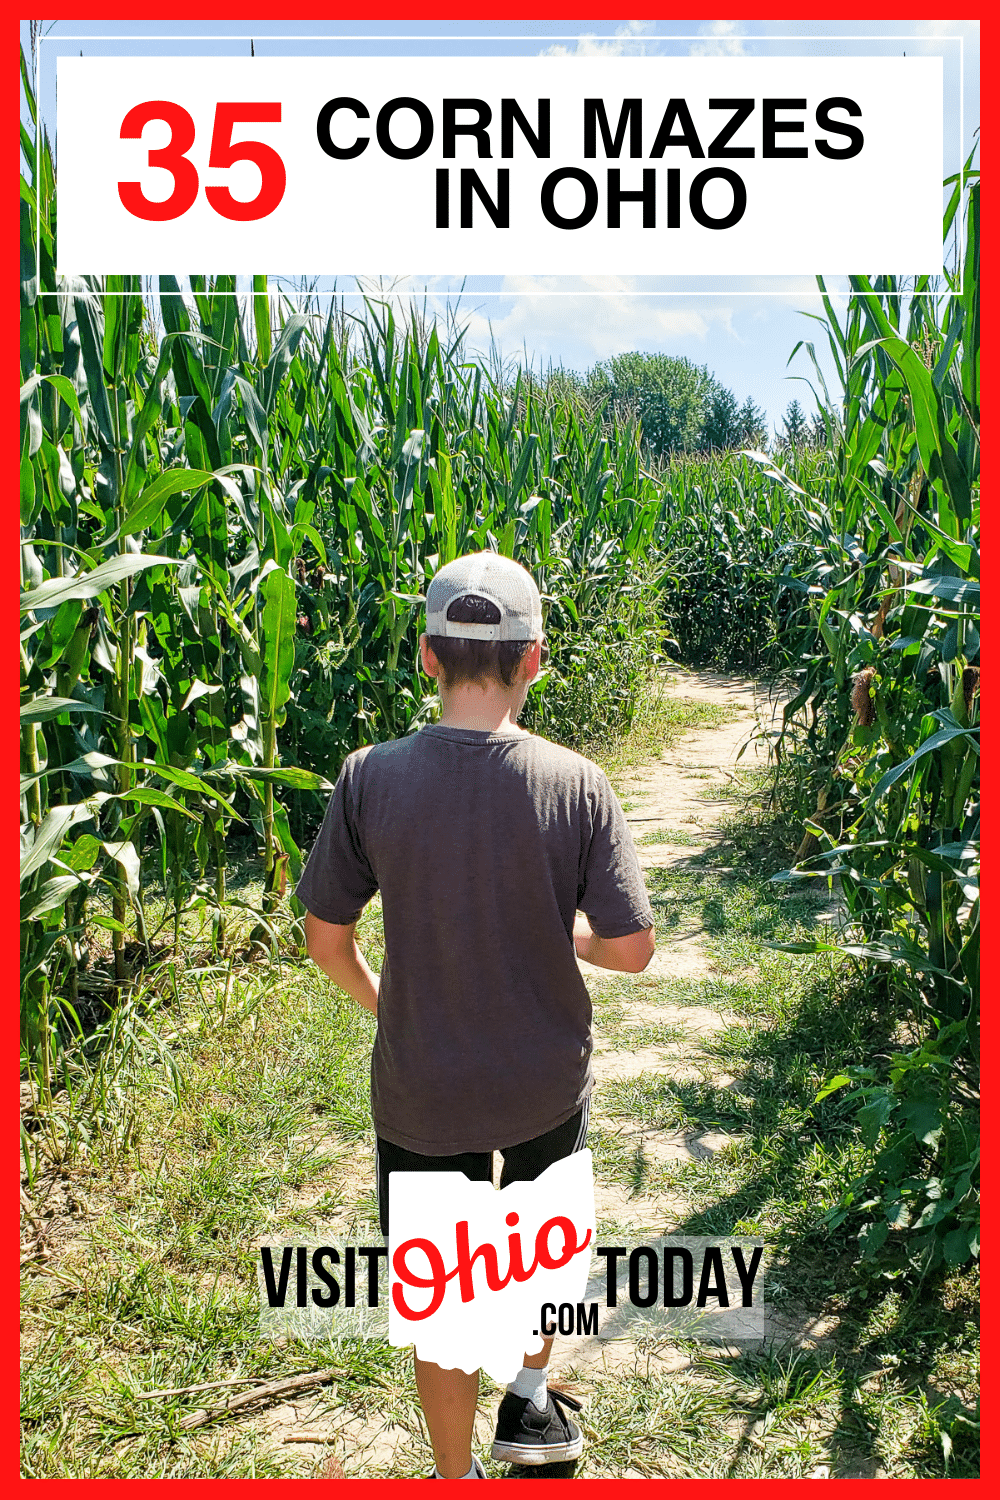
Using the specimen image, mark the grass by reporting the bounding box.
[637,827,709,847]
[595,682,740,785]
[575,790,979,1478]
[20,924,390,1478]
[20,679,978,1479]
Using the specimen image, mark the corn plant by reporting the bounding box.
[20,53,668,1088]
[769,166,980,1272]
[20,58,327,1091]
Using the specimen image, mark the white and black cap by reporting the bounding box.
[424,552,543,641]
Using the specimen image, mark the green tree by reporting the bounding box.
[702,385,742,451]
[809,409,829,447]
[737,396,768,448]
[585,351,724,457]
[780,397,809,447]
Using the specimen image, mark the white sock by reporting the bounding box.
[507,1363,549,1410]
[434,1458,481,1478]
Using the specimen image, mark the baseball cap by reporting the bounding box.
[424,552,543,641]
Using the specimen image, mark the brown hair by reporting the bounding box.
[427,594,546,689]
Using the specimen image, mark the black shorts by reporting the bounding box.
[375,1098,591,1237]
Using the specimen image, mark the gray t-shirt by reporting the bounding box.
[295,724,654,1154]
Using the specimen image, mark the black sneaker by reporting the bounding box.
[490,1388,584,1465]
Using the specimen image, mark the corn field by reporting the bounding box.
[20,47,978,1273]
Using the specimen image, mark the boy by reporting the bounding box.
[297,552,655,1478]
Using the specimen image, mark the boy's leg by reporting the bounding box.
[491,1102,590,1465]
[375,1117,589,1471]
[414,1357,480,1478]
[376,1138,493,1477]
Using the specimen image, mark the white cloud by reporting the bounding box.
[539,20,656,58]
[339,274,836,364]
[449,278,745,370]
[688,21,747,58]
[907,19,979,38]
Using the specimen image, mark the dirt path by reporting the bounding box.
[577,671,776,1228]
[547,672,810,1395]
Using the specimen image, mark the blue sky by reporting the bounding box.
[22,18,978,437]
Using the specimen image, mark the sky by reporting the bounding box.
[22,18,979,438]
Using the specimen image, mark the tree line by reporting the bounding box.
[535,351,821,460]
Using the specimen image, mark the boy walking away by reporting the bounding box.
[297,552,655,1478]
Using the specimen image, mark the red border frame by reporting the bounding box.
[11,9,985,1490]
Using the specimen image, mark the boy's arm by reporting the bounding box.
[574,913,654,973]
[304,912,380,1015]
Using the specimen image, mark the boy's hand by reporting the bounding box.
[304,912,380,1014]
[574,911,655,973]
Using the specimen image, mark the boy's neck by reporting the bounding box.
[436,683,526,734]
